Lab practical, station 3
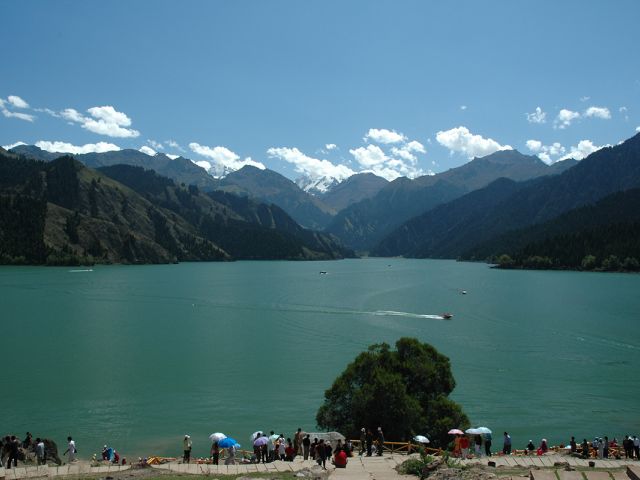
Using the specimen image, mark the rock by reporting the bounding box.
[554,462,569,468]
[292,465,330,479]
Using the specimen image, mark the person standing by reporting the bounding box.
[570,436,577,453]
[581,439,590,458]
[302,434,311,460]
[460,435,469,458]
[633,435,640,459]
[268,431,275,462]
[278,435,285,461]
[474,435,482,457]
[603,436,609,459]
[484,432,492,457]
[210,441,219,465]
[310,438,318,460]
[359,428,366,456]
[6,435,20,468]
[376,427,385,456]
[294,428,303,456]
[35,438,46,465]
[183,435,192,464]
[317,439,327,469]
[502,432,511,455]
[365,429,373,457]
[64,436,77,463]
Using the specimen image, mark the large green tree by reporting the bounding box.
[316,337,468,446]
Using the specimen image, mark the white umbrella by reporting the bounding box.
[465,428,482,435]
[251,431,264,441]
[209,432,227,442]
[476,427,492,435]
[269,434,280,441]
[413,435,430,444]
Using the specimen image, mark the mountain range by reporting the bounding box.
[0,148,352,265]
[6,132,640,270]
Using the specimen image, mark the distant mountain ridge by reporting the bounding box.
[325,149,570,251]
[373,133,640,260]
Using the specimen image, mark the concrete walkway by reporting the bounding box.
[150,454,408,479]
[460,453,640,470]
[0,464,130,480]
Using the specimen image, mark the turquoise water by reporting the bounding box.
[2,259,639,459]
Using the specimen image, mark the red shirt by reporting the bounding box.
[334,450,347,467]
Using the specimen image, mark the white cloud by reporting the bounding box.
[267,146,354,183]
[139,146,156,156]
[349,144,425,180]
[580,96,590,102]
[525,139,566,164]
[7,95,29,109]
[35,107,60,117]
[325,143,337,150]
[189,142,265,177]
[60,108,84,123]
[559,139,610,161]
[1,98,35,122]
[436,126,512,159]
[364,128,406,144]
[60,105,140,138]
[2,141,27,150]
[460,105,467,110]
[526,107,546,124]
[636,126,640,132]
[193,160,212,170]
[166,154,180,160]
[584,106,611,119]
[554,109,580,129]
[35,140,121,155]
[165,139,184,151]
[147,139,164,151]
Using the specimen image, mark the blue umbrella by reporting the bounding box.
[218,437,240,449]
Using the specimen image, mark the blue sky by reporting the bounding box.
[1,0,639,184]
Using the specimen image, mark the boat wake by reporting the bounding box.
[69,269,93,273]
[372,310,448,320]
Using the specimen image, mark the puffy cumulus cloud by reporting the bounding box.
[189,142,265,177]
[193,160,212,170]
[584,106,611,119]
[2,141,27,150]
[349,144,425,180]
[267,146,355,182]
[60,105,140,138]
[147,139,164,151]
[7,95,29,109]
[364,128,406,144]
[390,140,425,163]
[526,107,546,124]
[525,139,566,164]
[436,126,512,159]
[636,126,640,132]
[554,109,580,129]
[139,145,156,156]
[325,143,337,150]
[35,140,121,155]
[559,139,610,161]
[165,139,184,151]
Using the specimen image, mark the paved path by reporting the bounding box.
[461,453,640,470]
[0,464,130,480]
[151,454,408,479]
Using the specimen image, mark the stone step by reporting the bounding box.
[628,465,640,480]
[530,469,558,480]
[558,471,584,480]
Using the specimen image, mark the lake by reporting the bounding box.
[2,258,639,459]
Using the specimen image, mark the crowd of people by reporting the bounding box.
[449,432,640,459]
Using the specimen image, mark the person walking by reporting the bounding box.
[182,435,192,463]
[502,432,511,455]
[633,435,639,459]
[359,428,366,456]
[64,436,77,463]
[302,434,311,460]
[376,427,385,456]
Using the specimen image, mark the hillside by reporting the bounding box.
[374,133,640,259]
[463,187,640,270]
[319,172,388,211]
[0,152,352,265]
[216,165,334,229]
[325,149,564,251]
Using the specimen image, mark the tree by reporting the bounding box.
[316,338,469,447]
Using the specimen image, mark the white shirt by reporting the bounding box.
[68,440,76,453]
